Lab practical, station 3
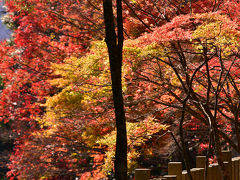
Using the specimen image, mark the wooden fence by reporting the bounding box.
[134,150,240,180]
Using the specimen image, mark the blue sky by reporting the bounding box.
[0,1,11,41]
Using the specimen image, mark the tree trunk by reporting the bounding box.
[103,0,127,179]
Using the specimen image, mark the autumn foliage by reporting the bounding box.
[0,0,239,179]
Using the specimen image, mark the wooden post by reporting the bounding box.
[221,150,232,179]
[159,153,240,180]
[190,168,204,180]
[163,175,177,180]
[235,157,240,180]
[168,162,182,180]
[232,157,239,180]
[196,156,206,169]
[221,150,232,163]
[207,165,213,180]
[210,163,220,180]
[237,157,240,180]
[134,168,151,180]
[196,156,206,180]
[182,170,189,180]
[190,168,197,180]
[215,163,222,180]
[223,162,232,180]
[196,168,204,180]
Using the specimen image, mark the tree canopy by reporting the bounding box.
[0,0,239,179]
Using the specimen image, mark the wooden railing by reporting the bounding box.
[134,150,240,180]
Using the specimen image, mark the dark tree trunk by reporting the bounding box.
[103,0,127,179]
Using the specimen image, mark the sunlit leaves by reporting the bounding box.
[97,116,168,175]
[2,0,240,179]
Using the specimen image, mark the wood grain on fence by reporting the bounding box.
[134,150,240,180]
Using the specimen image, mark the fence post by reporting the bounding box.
[196,156,206,169]
[134,168,151,180]
[190,168,204,180]
[196,156,206,179]
[196,168,204,180]
[221,150,232,163]
[191,168,197,180]
[221,150,232,179]
[168,162,182,180]
[232,157,239,180]
[145,153,240,180]
[163,175,177,180]
[235,157,240,180]
[237,157,240,180]
[182,170,189,180]
[222,162,232,180]
[207,165,213,180]
[210,163,221,180]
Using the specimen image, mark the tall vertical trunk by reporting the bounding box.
[103,0,127,179]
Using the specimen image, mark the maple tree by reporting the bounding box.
[0,0,240,180]
[5,41,169,179]
[0,0,105,179]
[132,10,240,180]
[0,0,103,133]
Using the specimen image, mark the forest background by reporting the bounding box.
[0,0,239,179]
